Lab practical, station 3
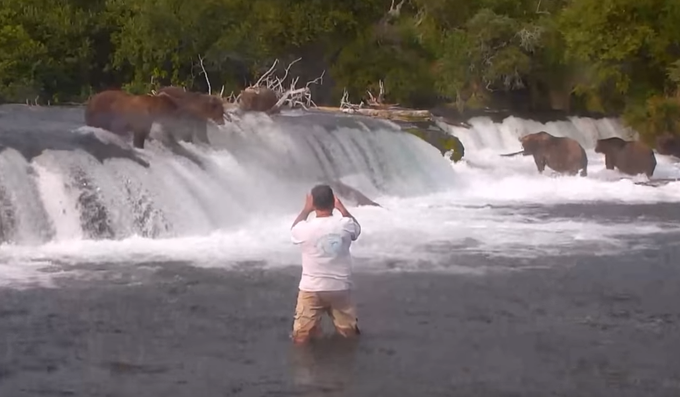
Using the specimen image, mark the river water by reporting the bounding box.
[0,105,679,286]
[0,104,679,396]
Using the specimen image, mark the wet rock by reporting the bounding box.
[396,120,465,162]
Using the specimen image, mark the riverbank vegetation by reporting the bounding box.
[0,0,678,144]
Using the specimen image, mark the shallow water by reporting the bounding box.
[1,253,679,397]
[1,105,679,396]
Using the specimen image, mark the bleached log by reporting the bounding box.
[271,87,310,111]
[352,108,431,121]
[318,106,432,122]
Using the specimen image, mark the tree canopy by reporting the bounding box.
[0,0,678,144]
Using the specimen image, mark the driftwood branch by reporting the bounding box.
[272,88,309,110]
[198,54,211,94]
[368,80,400,108]
[253,59,279,88]
[224,91,237,103]
[267,59,323,110]
[366,80,386,106]
[388,0,406,18]
[270,57,302,92]
[271,69,325,111]
[414,8,426,27]
[240,58,325,112]
[377,0,406,33]
[340,79,401,112]
[25,95,40,106]
[219,90,238,105]
[339,88,365,113]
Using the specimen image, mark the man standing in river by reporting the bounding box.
[289,184,362,344]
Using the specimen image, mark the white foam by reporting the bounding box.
[449,149,680,204]
[1,114,680,288]
[0,189,676,286]
[32,162,83,241]
[2,192,679,272]
[0,260,62,289]
[440,115,639,152]
[441,115,680,204]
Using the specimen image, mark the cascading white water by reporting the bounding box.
[0,108,456,245]
[436,115,639,153]
[1,106,680,288]
[436,114,680,201]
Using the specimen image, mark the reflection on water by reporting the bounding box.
[289,335,360,396]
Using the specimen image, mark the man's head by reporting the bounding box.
[311,184,335,212]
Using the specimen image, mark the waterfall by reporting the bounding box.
[2,105,680,284]
[0,105,457,246]
[437,115,640,153]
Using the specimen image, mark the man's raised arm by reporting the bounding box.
[292,193,314,229]
[335,197,361,240]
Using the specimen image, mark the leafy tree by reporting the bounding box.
[0,0,97,102]
[559,0,680,112]
[0,24,47,102]
[0,0,677,143]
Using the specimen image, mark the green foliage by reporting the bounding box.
[0,24,47,102]
[623,95,680,146]
[433,31,473,111]
[668,61,680,86]
[331,27,436,107]
[558,0,680,144]
[0,0,97,102]
[0,0,677,145]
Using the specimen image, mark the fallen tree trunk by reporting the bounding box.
[316,106,432,122]
[314,105,465,162]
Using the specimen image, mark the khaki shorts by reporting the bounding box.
[291,290,360,342]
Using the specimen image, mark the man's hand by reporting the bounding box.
[334,196,343,209]
[334,196,357,219]
[334,196,350,215]
[334,196,361,238]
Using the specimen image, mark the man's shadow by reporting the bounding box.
[288,334,360,396]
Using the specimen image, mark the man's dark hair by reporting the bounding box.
[311,184,335,210]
